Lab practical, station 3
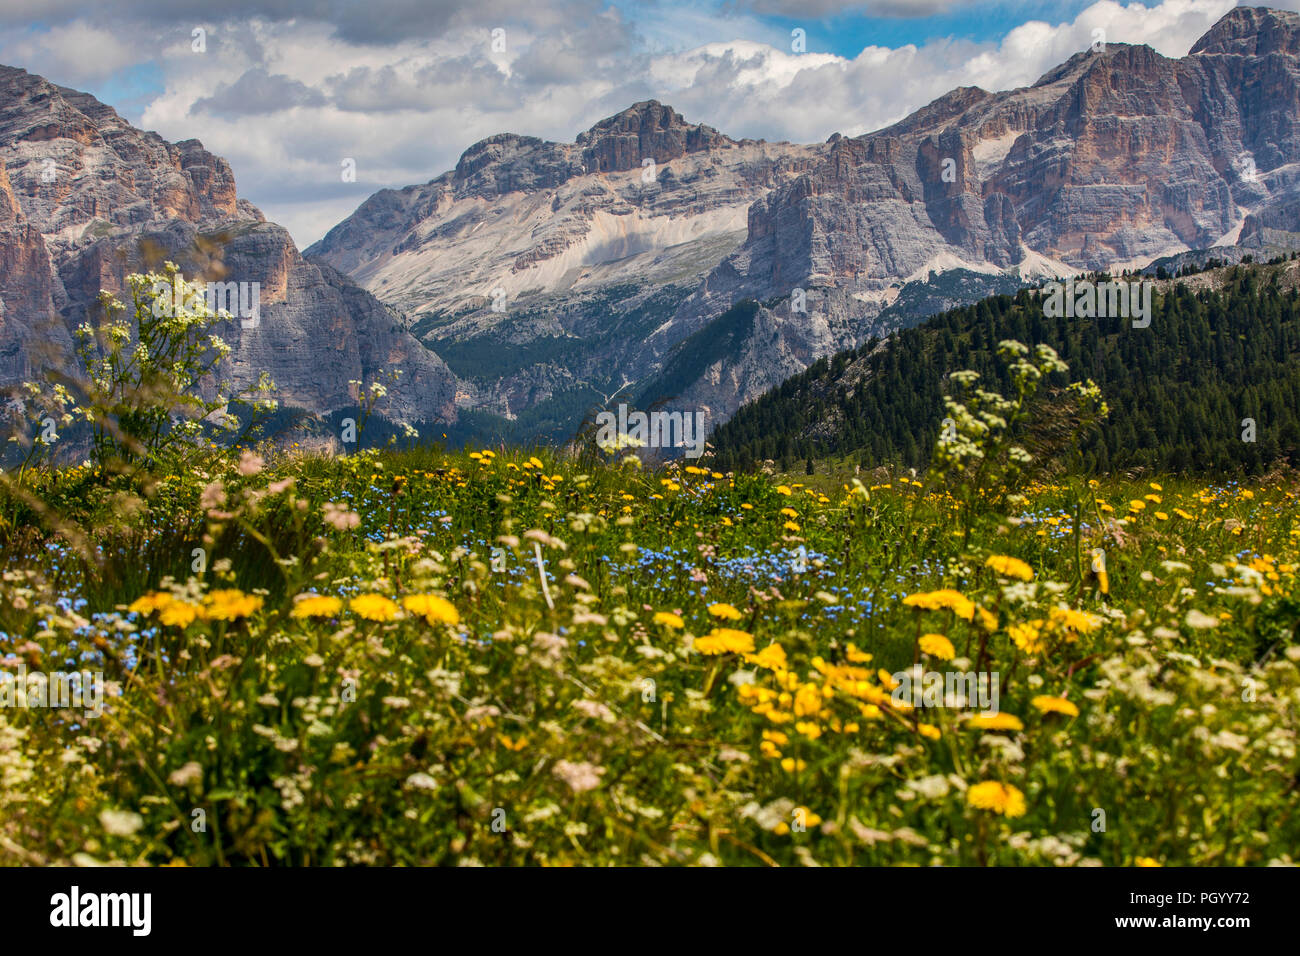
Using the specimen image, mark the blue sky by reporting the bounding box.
[623,0,1100,55]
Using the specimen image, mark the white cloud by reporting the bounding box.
[0,21,140,85]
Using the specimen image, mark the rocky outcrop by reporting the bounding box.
[575,101,733,173]
[0,64,457,428]
[304,101,823,439]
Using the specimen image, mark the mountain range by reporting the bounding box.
[4,6,1300,449]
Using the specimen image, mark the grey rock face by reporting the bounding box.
[306,100,821,439]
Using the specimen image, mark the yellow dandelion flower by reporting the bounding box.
[652,611,684,629]
[291,594,343,619]
[918,633,955,660]
[794,807,822,827]
[795,721,822,740]
[903,589,976,621]
[986,554,1034,581]
[747,642,788,670]
[707,602,744,620]
[845,643,872,663]
[1049,606,1101,634]
[965,712,1024,732]
[402,593,460,625]
[350,593,402,622]
[128,592,172,615]
[1003,624,1045,655]
[795,683,826,717]
[159,601,200,628]
[1134,857,1162,867]
[1031,695,1079,717]
[694,628,755,655]
[202,589,263,621]
[966,781,1027,817]
[917,723,941,740]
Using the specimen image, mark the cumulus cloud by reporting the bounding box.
[0,21,140,85]
[193,68,326,115]
[326,59,519,113]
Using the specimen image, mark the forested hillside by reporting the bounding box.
[711,263,1300,475]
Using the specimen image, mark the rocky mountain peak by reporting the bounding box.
[879,86,991,138]
[576,100,732,172]
[1191,6,1300,57]
[1029,41,1163,91]
[454,132,547,180]
[0,63,256,234]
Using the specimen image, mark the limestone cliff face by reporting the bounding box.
[0,65,457,427]
[0,158,68,385]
